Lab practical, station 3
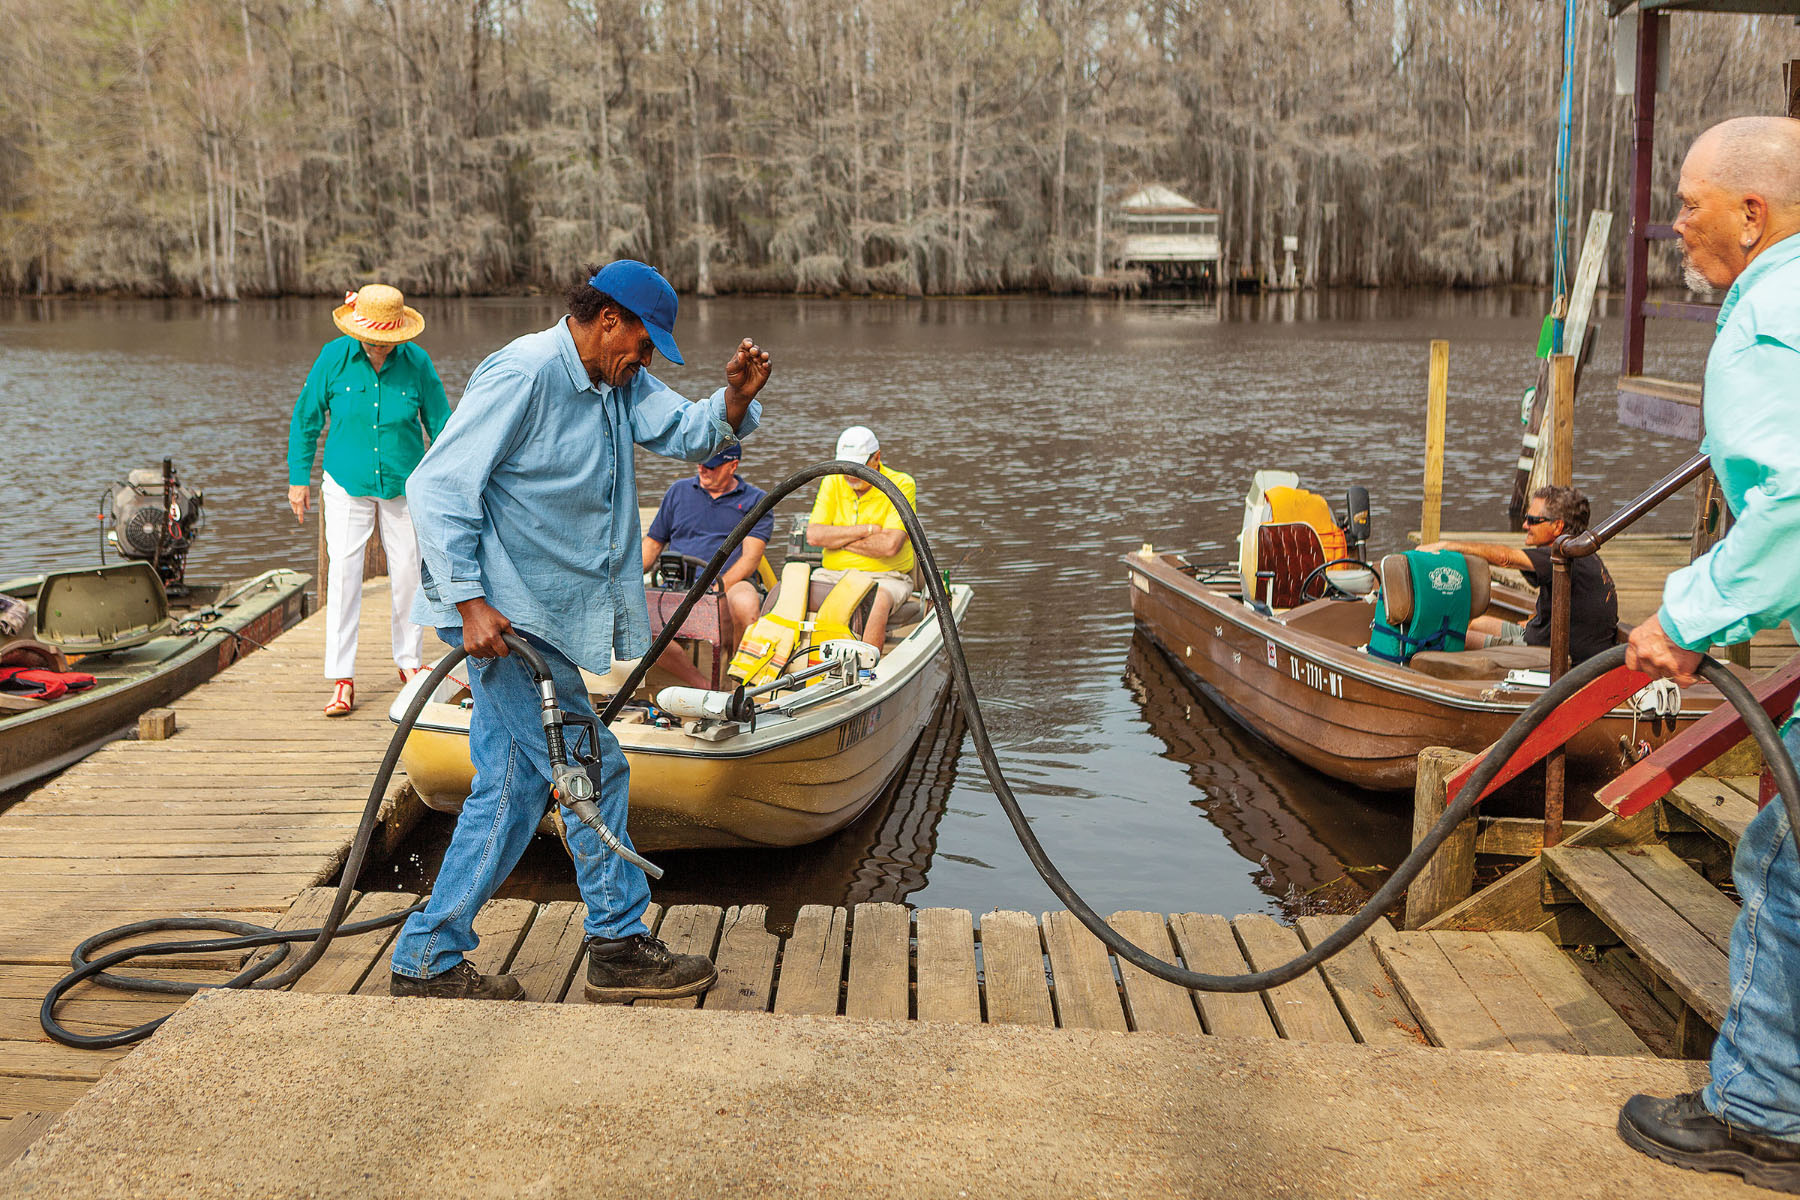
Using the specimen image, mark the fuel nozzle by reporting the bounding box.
[506,633,666,881]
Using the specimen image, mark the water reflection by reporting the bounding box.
[1124,636,1407,918]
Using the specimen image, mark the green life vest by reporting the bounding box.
[1369,549,1475,665]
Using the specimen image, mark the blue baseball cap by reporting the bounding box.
[701,443,742,469]
[589,260,683,365]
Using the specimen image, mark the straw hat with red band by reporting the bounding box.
[333,284,425,345]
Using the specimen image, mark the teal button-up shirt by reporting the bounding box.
[407,318,760,674]
[1658,233,1800,676]
[287,336,451,499]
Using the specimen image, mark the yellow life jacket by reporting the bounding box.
[727,561,811,686]
[803,570,877,667]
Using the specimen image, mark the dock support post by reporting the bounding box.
[1421,339,1449,545]
[1621,9,1661,379]
[1544,353,1576,846]
[1405,746,1478,929]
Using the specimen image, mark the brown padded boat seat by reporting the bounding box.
[1256,523,1326,609]
[1409,643,1552,681]
[1279,597,1378,646]
[1377,552,1492,627]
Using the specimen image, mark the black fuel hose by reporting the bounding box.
[599,462,1800,993]
[40,634,556,1049]
[42,462,1800,1047]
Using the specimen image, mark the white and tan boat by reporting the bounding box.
[391,563,971,852]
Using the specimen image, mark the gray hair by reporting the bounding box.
[1692,117,1800,209]
[1532,485,1591,535]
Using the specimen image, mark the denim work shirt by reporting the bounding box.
[287,337,451,499]
[408,319,761,673]
[1658,233,1800,698]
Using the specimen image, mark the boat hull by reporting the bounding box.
[0,570,312,793]
[397,586,969,851]
[1126,552,1708,802]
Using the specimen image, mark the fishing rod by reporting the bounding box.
[43,462,1800,1047]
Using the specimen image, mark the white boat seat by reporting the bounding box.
[1409,643,1552,681]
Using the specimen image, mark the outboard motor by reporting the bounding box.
[103,458,204,588]
[1344,486,1371,560]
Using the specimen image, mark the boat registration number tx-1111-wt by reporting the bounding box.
[1267,639,1344,700]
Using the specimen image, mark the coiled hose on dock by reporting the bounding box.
[42,462,1800,1048]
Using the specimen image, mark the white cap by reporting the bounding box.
[835,425,880,463]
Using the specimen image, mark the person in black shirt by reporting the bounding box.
[1420,485,1619,664]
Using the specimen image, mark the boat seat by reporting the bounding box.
[1255,523,1326,609]
[1279,597,1377,646]
[1378,552,1491,627]
[1409,644,1552,681]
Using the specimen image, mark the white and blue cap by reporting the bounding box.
[589,260,683,365]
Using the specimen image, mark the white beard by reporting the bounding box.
[1681,254,1713,294]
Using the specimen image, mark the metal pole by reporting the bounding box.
[1621,9,1660,378]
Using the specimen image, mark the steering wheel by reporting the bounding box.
[1299,557,1381,602]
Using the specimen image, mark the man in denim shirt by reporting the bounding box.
[391,261,770,1002]
[1617,117,1800,1192]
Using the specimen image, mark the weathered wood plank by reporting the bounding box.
[977,911,1053,1028]
[1489,932,1650,1057]
[1042,911,1126,1032]
[508,902,586,1003]
[704,905,780,1013]
[1544,846,1730,1028]
[0,1039,126,1080]
[1373,931,1514,1051]
[1167,913,1277,1040]
[1661,779,1756,849]
[772,905,846,1017]
[1107,911,1199,1036]
[636,906,724,1010]
[1294,915,1422,1047]
[913,908,980,1025]
[288,892,417,997]
[1426,931,1585,1055]
[1606,846,1739,955]
[1407,747,1478,928]
[0,1078,93,1121]
[1231,915,1354,1044]
[844,903,911,1022]
[0,1109,58,1169]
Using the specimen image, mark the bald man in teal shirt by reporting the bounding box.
[1618,116,1800,1191]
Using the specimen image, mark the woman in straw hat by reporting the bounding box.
[287,284,450,716]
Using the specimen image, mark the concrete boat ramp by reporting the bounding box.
[0,988,1765,1199]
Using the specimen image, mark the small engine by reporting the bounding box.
[104,459,204,588]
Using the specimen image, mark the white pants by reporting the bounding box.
[322,473,424,680]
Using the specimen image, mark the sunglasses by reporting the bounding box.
[1521,515,1554,527]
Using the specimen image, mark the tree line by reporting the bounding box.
[1,0,1794,298]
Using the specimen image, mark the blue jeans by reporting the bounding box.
[1705,719,1800,1138]
[390,627,651,978]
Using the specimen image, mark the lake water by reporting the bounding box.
[0,292,1709,924]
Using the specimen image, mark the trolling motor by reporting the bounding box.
[101,458,205,588]
[656,639,878,727]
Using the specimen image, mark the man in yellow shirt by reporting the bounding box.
[807,425,918,650]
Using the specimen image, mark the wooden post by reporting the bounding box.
[1621,9,1660,379]
[1405,746,1478,929]
[1421,339,1449,545]
[1549,353,1575,488]
[1786,59,1799,119]
[138,708,177,740]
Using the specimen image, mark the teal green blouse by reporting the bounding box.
[287,336,451,499]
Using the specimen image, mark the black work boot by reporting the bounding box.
[584,934,717,1003]
[1619,1091,1800,1193]
[389,959,524,1001]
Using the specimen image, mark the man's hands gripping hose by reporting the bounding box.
[457,597,515,659]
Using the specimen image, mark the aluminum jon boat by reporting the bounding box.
[392,578,972,852]
[0,565,311,793]
[1126,472,1729,810]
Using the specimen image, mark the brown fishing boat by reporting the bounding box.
[1125,472,1726,808]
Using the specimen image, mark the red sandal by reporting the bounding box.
[324,679,355,717]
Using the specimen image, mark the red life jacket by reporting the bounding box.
[0,666,97,701]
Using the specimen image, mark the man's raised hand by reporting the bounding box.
[725,338,772,400]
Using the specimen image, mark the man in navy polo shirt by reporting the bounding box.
[642,442,775,687]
